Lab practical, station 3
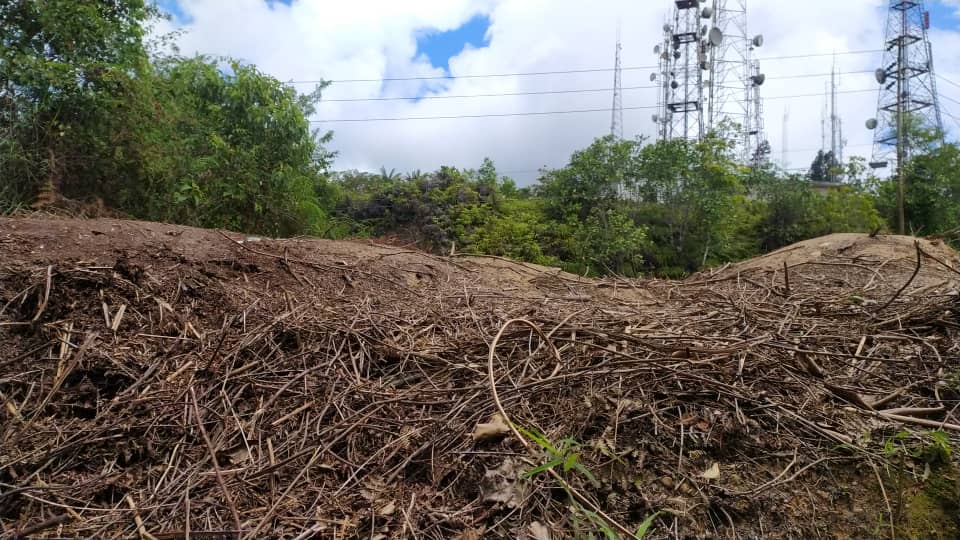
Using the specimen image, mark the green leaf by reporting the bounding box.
[574,463,599,486]
[563,452,580,473]
[522,455,564,479]
[635,511,662,539]
[514,424,559,455]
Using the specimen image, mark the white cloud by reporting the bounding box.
[154,0,960,183]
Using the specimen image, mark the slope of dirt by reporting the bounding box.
[723,233,959,275]
[1,217,959,540]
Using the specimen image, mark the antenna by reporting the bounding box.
[782,105,790,169]
[652,1,706,142]
[610,25,624,140]
[829,56,841,181]
[706,0,766,162]
[821,84,828,155]
[839,117,845,167]
[866,0,945,233]
[652,0,766,155]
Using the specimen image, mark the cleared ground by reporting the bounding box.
[1,217,959,539]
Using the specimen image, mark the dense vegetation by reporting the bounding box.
[2,1,957,276]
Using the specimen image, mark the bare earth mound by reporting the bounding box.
[1,217,959,539]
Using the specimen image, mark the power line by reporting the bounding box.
[309,104,658,123]
[291,65,877,85]
[764,88,875,100]
[291,66,654,84]
[771,70,874,81]
[314,86,881,123]
[321,85,653,102]
[940,93,960,107]
[937,74,960,90]
[755,49,883,61]
[942,109,960,131]
[782,143,873,154]
[318,83,878,105]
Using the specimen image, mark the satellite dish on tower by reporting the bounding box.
[875,68,887,84]
[671,80,680,89]
[674,50,682,59]
[708,27,724,46]
[661,51,670,60]
[866,118,878,130]
[701,25,708,37]
[751,73,766,86]
[650,73,657,82]
[701,6,714,18]
[652,114,659,123]
[654,45,661,55]
[752,34,764,47]
[663,24,673,33]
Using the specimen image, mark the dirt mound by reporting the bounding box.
[720,233,959,275]
[2,218,959,539]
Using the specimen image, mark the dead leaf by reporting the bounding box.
[378,501,396,516]
[528,521,551,540]
[472,413,511,442]
[701,462,721,480]
[228,447,250,464]
[454,528,485,540]
[481,459,527,507]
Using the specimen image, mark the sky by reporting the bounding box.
[152,0,960,184]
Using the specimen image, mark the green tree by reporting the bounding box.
[633,133,744,272]
[0,0,156,205]
[538,135,642,222]
[874,141,960,238]
[808,150,841,183]
[535,136,648,275]
[137,55,334,236]
[755,174,882,251]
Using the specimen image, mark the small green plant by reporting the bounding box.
[515,424,597,486]
[883,430,954,465]
[947,371,960,395]
[634,511,662,539]
[883,430,911,458]
[918,430,953,465]
[516,424,660,539]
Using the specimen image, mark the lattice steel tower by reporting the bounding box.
[866,0,944,234]
[652,1,705,142]
[611,30,624,140]
[652,0,767,162]
[867,0,944,170]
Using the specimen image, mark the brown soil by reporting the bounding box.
[1,216,959,540]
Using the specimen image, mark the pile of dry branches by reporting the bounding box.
[1,220,959,539]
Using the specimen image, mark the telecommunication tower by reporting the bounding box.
[747,60,768,165]
[823,60,845,181]
[865,0,944,233]
[610,30,624,140]
[651,2,706,142]
[781,105,790,169]
[652,1,767,163]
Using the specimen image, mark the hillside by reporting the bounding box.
[2,217,959,539]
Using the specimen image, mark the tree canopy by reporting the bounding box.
[2,2,956,275]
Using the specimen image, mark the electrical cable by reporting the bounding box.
[937,74,960,90]
[291,66,877,85]
[319,86,878,104]
[312,88,880,123]
[310,104,658,123]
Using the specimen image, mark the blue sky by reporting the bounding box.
[155,0,191,24]
[148,0,960,180]
[156,1,490,73]
[415,14,491,71]
[928,1,960,30]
